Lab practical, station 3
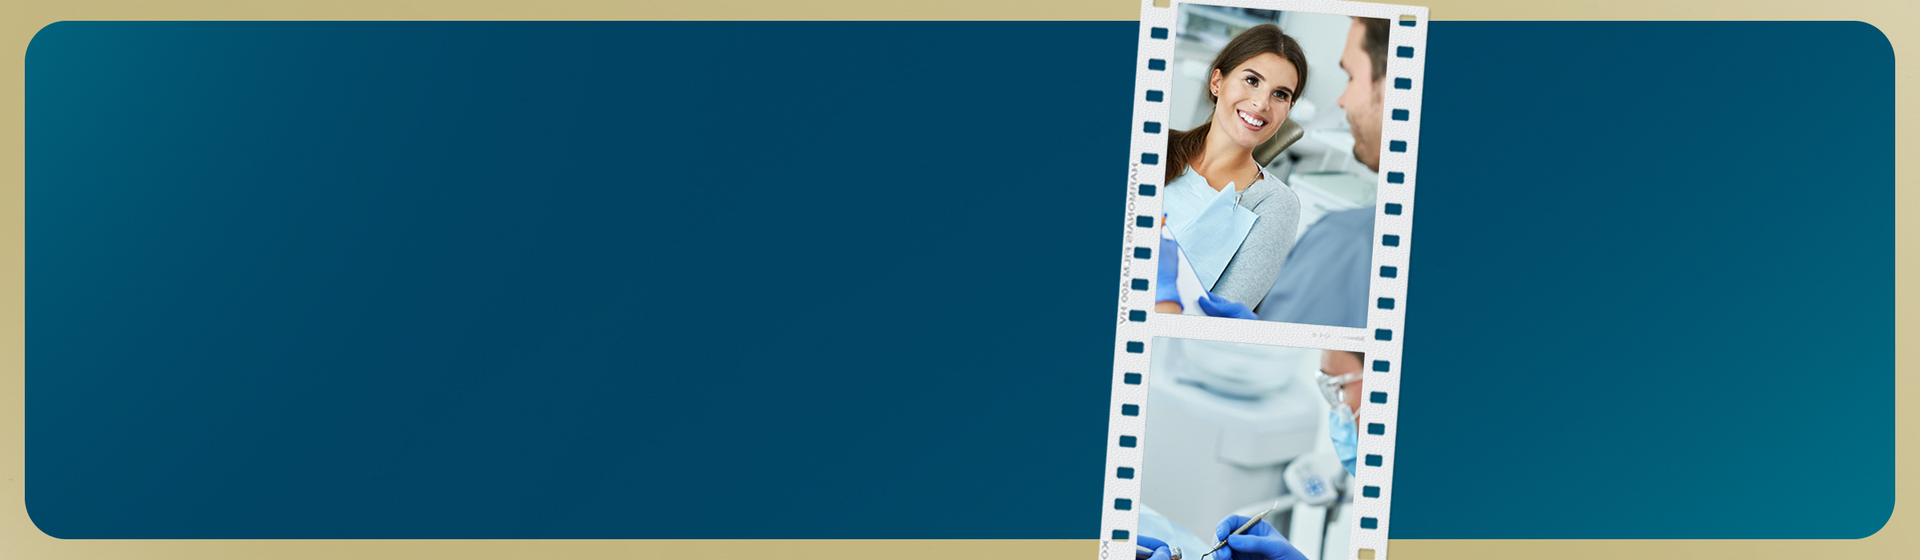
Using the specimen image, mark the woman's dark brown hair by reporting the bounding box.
[1165,24,1309,186]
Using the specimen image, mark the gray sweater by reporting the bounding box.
[1184,168,1300,307]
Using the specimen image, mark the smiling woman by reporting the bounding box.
[1157,23,1306,311]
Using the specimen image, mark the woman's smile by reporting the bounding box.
[1236,109,1268,130]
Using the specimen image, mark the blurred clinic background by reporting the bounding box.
[1141,337,1354,560]
[1172,4,1376,240]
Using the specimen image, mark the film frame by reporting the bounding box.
[1103,1,1429,559]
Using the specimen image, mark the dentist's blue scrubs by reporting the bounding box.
[1256,206,1375,327]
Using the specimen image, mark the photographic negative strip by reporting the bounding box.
[1106,1,1427,559]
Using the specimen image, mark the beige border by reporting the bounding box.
[0,1,1907,559]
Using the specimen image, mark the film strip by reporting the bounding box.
[1104,1,1428,559]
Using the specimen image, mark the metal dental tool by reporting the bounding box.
[1136,544,1183,560]
[1200,500,1283,559]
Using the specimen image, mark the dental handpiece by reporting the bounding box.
[1135,544,1182,560]
[1201,500,1283,559]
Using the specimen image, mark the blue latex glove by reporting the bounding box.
[1157,234,1182,305]
[1212,516,1308,560]
[1197,291,1257,320]
[1138,535,1173,560]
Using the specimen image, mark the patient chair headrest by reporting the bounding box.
[1253,118,1305,168]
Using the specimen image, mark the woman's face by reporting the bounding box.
[1208,52,1299,149]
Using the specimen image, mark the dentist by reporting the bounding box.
[1314,14,1396,478]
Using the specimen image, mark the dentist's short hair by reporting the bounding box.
[1357,17,1391,84]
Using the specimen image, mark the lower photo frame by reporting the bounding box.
[1105,1,1428,559]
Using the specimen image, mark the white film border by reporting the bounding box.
[1104,1,1428,559]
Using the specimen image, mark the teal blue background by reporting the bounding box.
[1397,21,1893,539]
[25,21,1893,539]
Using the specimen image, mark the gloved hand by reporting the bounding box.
[1212,516,1308,560]
[1138,535,1173,560]
[1156,234,1182,305]
[1197,291,1257,320]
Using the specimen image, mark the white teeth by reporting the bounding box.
[1239,111,1265,126]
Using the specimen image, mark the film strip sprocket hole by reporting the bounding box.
[1105,2,1427,560]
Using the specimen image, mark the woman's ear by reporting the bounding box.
[1208,68,1223,100]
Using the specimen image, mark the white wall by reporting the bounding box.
[1279,12,1355,130]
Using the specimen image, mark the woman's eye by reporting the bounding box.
[1273,90,1290,100]
[1244,76,1258,86]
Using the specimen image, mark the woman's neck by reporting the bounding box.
[1193,119,1259,192]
